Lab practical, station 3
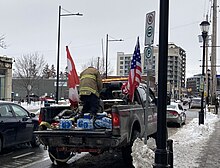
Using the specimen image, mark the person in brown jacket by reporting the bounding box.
[79,66,103,118]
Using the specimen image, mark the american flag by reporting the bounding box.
[66,46,80,108]
[122,37,142,102]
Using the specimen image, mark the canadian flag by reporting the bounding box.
[66,46,80,108]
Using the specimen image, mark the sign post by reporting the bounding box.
[143,11,155,145]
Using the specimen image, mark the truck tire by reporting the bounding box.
[0,138,2,153]
[89,152,100,156]
[48,147,71,166]
[121,130,140,167]
[30,135,41,148]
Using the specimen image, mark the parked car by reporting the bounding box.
[39,96,56,106]
[0,101,40,153]
[190,97,205,109]
[167,102,186,127]
[26,94,40,101]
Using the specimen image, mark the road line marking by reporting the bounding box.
[18,156,49,168]
[13,152,34,159]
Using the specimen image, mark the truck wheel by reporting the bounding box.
[89,152,99,156]
[30,135,41,147]
[121,130,140,167]
[48,147,71,166]
[0,138,2,153]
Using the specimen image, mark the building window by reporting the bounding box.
[0,69,5,75]
[0,77,5,100]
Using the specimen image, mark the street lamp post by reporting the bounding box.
[105,34,123,79]
[207,69,211,105]
[199,20,210,125]
[56,6,83,104]
[153,0,170,167]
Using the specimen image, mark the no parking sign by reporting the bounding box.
[145,11,155,46]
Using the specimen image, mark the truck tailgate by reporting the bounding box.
[34,129,122,151]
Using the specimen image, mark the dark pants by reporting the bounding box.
[80,94,99,115]
[216,105,218,114]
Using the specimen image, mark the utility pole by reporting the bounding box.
[97,57,100,70]
[210,0,217,104]
[105,34,109,79]
[205,14,209,104]
[56,6,61,104]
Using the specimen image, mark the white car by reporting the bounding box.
[167,102,186,127]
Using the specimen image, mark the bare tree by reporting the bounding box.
[14,52,46,103]
[50,64,56,78]
[81,56,113,77]
[42,64,50,78]
[0,34,7,49]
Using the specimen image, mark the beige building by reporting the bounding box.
[0,56,13,101]
[116,43,186,99]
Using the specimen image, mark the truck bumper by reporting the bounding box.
[35,130,121,152]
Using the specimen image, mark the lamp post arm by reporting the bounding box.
[108,39,123,42]
[61,13,83,17]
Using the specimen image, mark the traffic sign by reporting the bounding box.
[145,11,155,45]
[144,46,153,59]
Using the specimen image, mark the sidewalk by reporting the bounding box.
[197,111,220,167]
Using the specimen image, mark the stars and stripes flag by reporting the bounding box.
[66,46,80,108]
[121,37,142,102]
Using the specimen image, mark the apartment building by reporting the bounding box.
[186,74,202,96]
[116,43,186,99]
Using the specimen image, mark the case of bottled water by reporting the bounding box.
[101,117,112,129]
[59,119,72,129]
[77,118,94,129]
[94,119,104,128]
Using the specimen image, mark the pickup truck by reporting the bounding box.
[34,78,157,167]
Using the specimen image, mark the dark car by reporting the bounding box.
[0,101,40,153]
[26,94,40,101]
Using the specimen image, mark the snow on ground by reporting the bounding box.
[132,112,219,168]
[20,100,70,112]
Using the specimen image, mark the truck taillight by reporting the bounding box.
[38,113,42,124]
[112,113,120,128]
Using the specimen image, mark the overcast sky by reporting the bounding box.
[0,0,218,77]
